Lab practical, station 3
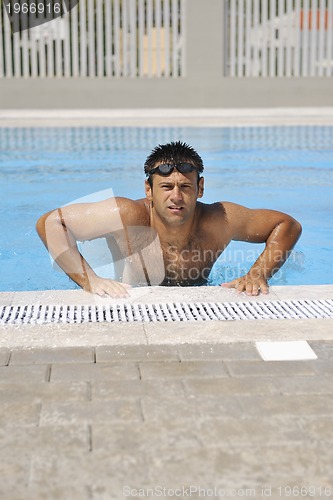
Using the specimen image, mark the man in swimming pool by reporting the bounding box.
[36,141,302,298]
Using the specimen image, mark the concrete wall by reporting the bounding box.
[0,0,332,110]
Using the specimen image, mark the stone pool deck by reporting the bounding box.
[1,285,333,499]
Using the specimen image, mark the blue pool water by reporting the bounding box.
[1,126,332,292]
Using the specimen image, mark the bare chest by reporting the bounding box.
[108,226,226,286]
[161,242,220,285]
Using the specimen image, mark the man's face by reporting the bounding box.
[145,168,204,226]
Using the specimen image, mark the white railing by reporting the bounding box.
[226,0,333,77]
[0,0,185,78]
[2,0,333,80]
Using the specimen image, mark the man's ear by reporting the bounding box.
[145,179,153,201]
[197,176,204,198]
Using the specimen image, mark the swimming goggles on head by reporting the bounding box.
[148,162,198,176]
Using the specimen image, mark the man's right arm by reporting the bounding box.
[36,198,131,297]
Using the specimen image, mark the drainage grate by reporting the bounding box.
[1,299,333,324]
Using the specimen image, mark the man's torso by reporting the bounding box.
[104,199,231,286]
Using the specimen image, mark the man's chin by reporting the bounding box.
[165,213,187,225]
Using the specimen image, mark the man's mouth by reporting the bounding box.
[168,206,184,213]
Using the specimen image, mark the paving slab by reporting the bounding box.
[269,375,333,395]
[95,344,180,362]
[183,377,277,396]
[312,359,333,376]
[215,444,333,491]
[138,445,255,488]
[0,381,89,404]
[139,360,229,379]
[140,395,244,422]
[0,424,90,454]
[50,362,140,382]
[92,421,203,453]
[0,364,49,383]
[308,340,333,358]
[0,455,31,498]
[192,416,307,447]
[9,347,95,365]
[236,394,333,417]
[177,342,261,360]
[0,402,41,427]
[91,379,186,401]
[24,485,91,500]
[225,359,318,377]
[298,416,333,442]
[28,449,152,500]
[40,400,142,426]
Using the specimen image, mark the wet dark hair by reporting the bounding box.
[144,141,204,176]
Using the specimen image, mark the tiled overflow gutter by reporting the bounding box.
[1,299,333,324]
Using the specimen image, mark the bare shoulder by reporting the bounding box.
[198,201,254,238]
[75,196,148,219]
[215,201,264,224]
[198,201,229,222]
[84,196,149,231]
[198,201,278,227]
[115,197,150,225]
[197,201,229,233]
[218,201,246,218]
[42,196,149,242]
[195,202,232,248]
[210,201,301,242]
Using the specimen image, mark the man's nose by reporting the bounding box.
[170,186,183,202]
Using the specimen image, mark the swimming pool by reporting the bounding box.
[1,125,332,292]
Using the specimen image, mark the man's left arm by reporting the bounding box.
[222,204,302,295]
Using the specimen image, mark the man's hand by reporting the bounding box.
[87,276,132,298]
[221,273,269,296]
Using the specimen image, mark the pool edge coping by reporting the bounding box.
[1,285,332,348]
[1,107,333,127]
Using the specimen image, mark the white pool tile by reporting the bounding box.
[256,341,318,361]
